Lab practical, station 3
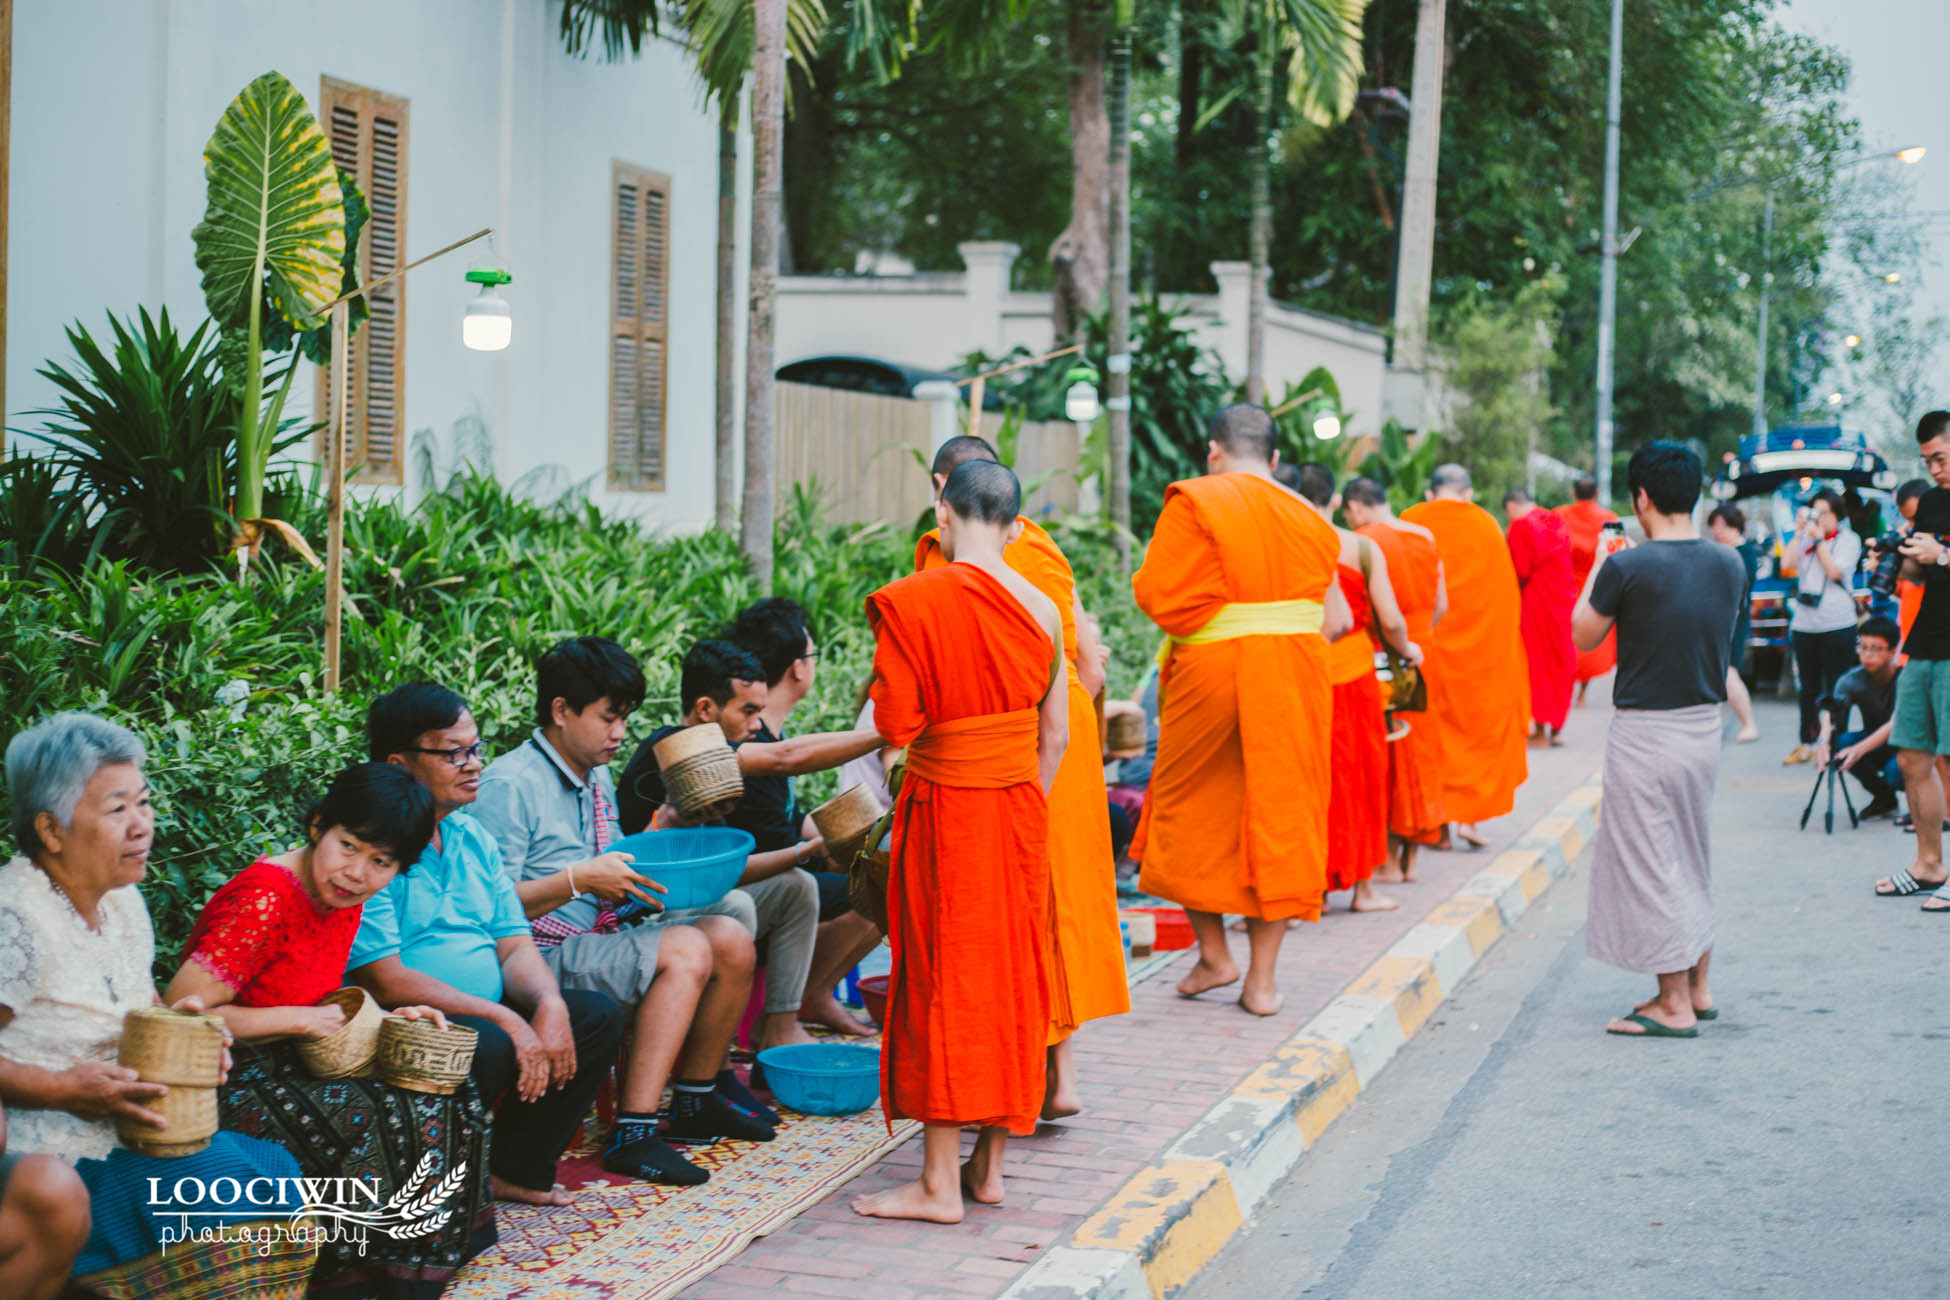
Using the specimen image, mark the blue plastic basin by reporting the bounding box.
[755,1043,881,1116]
[608,827,753,915]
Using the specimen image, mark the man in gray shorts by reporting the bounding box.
[475,637,773,1188]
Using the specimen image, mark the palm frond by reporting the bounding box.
[1276,0,1368,128]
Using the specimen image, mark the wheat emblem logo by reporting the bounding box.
[288,1153,467,1240]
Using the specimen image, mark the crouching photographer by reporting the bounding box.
[1873,410,1950,909]
[1812,616,1903,821]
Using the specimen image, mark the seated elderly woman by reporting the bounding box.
[0,712,309,1296]
[164,762,496,1300]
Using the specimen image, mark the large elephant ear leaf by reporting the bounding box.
[192,70,345,333]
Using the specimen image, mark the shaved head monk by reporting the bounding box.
[1403,466,1529,841]
[1341,477,1449,880]
[916,436,1128,1119]
[1556,476,1620,700]
[855,459,1067,1224]
[1132,404,1352,1016]
[1504,489,1579,745]
[1283,462,1424,914]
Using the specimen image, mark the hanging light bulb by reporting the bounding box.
[1063,365,1101,424]
[463,267,514,351]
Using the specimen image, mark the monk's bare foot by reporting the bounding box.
[1457,825,1489,850]
[1042,1043,1080,1120]
[1349,882,1401,913]
[799,992,876,1036]
[960,1156,1005,1206]
[852,1178,965,1223]
[1176,958,1241,999]
[759,1020,817,1052]
[493,1177,573,1206]
[1432,830,1455,852]
[1237,986,1286,1017]
[1228,917,1249,933]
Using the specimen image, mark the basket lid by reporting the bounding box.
[654,723,733,767]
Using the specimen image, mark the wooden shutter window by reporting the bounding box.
[610,164,671,491]
[318,77,409,485]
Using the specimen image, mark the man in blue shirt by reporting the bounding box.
[349,682,623,1207]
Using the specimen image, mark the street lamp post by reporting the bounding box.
[1593,0,1624,502]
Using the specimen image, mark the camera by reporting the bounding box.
[1869,530,1910,597]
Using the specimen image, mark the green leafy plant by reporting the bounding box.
[191,69,347,526]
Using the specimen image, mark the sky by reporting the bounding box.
[1781,0,1948,439]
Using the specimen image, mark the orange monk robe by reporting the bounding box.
[1325,564,1388,892]
[1131,473,1340,921]
[1357,524,1447,842]
[915,522,1130,1041]
[1506,509,1579,732]
[867,564,1055,1135]
[1556,500,1619,682]
[1399,499,1530,824]
[1900,579,1924,660]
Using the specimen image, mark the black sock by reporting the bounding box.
[669,1079,715,1122]
[609,1110,662,1149]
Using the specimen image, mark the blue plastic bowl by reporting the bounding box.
[608,827,753,914]
[755,1043,881,1116]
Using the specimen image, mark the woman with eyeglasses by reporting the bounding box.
[163,763,496,1300]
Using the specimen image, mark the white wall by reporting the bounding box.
[8,0,743,533]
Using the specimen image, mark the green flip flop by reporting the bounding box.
[1695,1007,1719,1021]
[1606,1013,1699,1039]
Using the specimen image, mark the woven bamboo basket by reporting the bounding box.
[298,986,385,1079]
[810,784,882,868]
[376,1017,479,1096]
[116,1007,225,1157]
[1106,710,1146,753]
[653,723,744,815]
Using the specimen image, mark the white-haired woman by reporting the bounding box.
[1,712,308,1295]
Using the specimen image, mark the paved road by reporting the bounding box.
[1190,697,1950,1298]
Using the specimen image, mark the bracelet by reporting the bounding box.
[567,863,583,901]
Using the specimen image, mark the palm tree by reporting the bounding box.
[555,0,914,583]
[1224,0,1367,402]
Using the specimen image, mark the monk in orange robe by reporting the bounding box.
[1402,464,1529,836]
[1342,476,1448,880]
[854,459,1067,1225]
[916,436,1129,1119]
[1282,463,1428,913]
[1504,489,1579,743]
[1131,406,1351,1016]
[1556,476,1618,698]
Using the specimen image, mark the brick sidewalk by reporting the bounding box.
[689,704,1613,1298]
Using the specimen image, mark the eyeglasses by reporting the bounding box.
[408,742,486,768]
[798,650,821,662]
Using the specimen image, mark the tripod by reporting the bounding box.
[1798,758,1859,834]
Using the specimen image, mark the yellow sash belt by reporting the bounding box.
[1155,599,1325,669]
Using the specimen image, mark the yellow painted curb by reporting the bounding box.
[1073,1159,1241,1300]
[1528,814,1584,862]
[1422,893,1506,957]
[1343,954,1444,1038]
[1232,1038,1359,1144]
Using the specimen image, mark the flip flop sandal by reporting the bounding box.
[1876,869,1947,897]
[1923,890,1950,915]
[1606,1013,1698,1039]
[1695,1007,1720,1021]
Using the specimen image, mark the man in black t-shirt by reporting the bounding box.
[1875,410,1950,908]
[722,599,888,1037]
[1813,616,1903,819]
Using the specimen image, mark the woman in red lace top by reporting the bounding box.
[162,764,496,1300]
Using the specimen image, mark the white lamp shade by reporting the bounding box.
[1312,412,1343,440]
[1065,380,1101,424]
[464,294,512,351]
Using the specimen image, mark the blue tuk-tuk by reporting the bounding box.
[1709,425,1895,684]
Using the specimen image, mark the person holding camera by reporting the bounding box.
[1812,616,1903,820]
[1874,411,1950,911]
[1783,490,1863,766]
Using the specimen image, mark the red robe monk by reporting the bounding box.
[1131,408,1349,1017]
[917,436,1128,1120]
[856,459,1066,1224]
[1504,492,1579,737]
[1342,477,1448,879]
[1556,482,1619,688]
[1326,563,1391,897]
[1403,469,1529,830]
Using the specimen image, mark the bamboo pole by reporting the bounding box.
[956,343,1081,441]
[324,300,349,692]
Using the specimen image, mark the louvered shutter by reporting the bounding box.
[318,78,409,486]
[609,164,671,490]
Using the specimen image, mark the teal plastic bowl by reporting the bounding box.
[608,827,753,915]
[755,1043,881,1116]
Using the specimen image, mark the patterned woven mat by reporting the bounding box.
[446,1053,915,1300]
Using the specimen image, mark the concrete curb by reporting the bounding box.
[1002,774,1603,1300]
